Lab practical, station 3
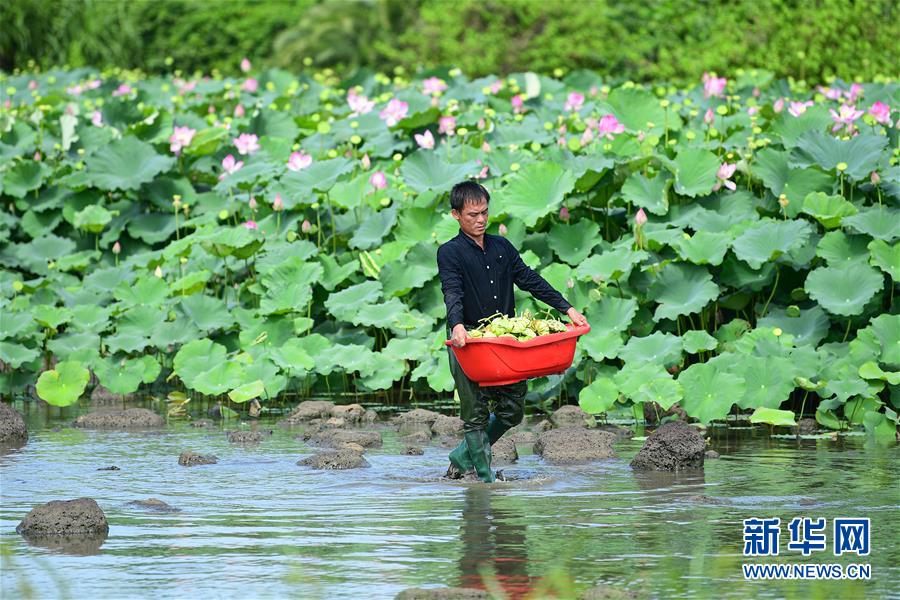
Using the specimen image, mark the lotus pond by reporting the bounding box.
[1,402,899,599]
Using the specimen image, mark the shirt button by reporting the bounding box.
[493,295,497,299]
[490,280,493,284]
[486,266,490,269]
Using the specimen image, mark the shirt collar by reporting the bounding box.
[456,228,488,252]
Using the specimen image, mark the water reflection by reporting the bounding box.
[458,486,534,599]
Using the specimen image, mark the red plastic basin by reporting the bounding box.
[445,323,591,387]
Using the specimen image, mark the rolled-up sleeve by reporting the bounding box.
[507,241,572,314]
[437,246,465,329]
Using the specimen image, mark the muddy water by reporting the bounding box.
[1,404,898,599]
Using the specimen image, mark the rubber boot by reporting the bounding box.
[486,412,505,445]
[465,429,495,483]
[448,439,474,477]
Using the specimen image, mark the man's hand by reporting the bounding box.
[451,323,469,347]
[566,307,588,327]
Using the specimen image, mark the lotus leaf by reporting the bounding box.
[228,379,266,403]
[618,332,683,367]
[650,264,719,321]
[732,219,813,269]
[494,161,576,227]
[749,407,797,427]
[36,360,90,406]
[681,330,718,354]
[805,264,882,316]
[800,192,857,229]
[668,148,720,197]
[678,362,745,423]
[578,378,619,414]
[85,136,176,190]
[842,206,900,242]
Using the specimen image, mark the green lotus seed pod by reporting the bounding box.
[786,305,801,318]
[287,231,298,242]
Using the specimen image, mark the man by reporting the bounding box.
[437,181,587,482]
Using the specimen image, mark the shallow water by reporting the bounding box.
[1,404,898,600]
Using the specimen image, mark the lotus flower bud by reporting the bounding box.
[871,171,880,184]
[248,196,258,210]
[34,151,41,161]
[498,223,508,236]
[481,141,491,152]
[559,206,570,221]
[273,194,284,211]
[234,104,245,118]
[361,153,371,170]
[635,208,648,227]
[301,219,312,233]
[154,266,163,278]
[704,108,714,125]
[112,241,121,255]
[778,194,789,208]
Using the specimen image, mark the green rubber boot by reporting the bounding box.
[465,429,495,483]
[448,439,474,476]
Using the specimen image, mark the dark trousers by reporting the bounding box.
[447,347,527,435]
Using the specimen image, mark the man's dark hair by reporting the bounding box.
[449,181,490,211]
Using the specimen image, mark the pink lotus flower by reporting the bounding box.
[86,79,101,90]
[347,90,375,115]
[477,118,485,130]
[169,126,196,154]
[34,151,41,161]
[829,104,864,133]
[702,72,727,98]
[369,170,387,190]
[747,106,759,116]
[818,86,843,101]
[112,84,132,97]
[498,223,508,236]
[273,194,284,211]
[242,78,258,93]
[788,101,814,117]
[67,84,83,95]
[414,129,435,149]
[240,58,252,73]
[559,206,570,220]
[249,196,258,210]
[580,128,594,145]
[868,101,892,126]
[590,85,599,97]
[476,165,489,179]
[564,92,585,112]
[752,87,761,98]
[112,241,121,255]
[597,114,625,139]
[379,98,409,126]
[28,80,38,91]
[91,110,103,127]
[234,104,245,118]
[177,79,197,95]
[712,162,737,192]
[845,83,864,103]
[438,115,456,136]
[635,208,648,227]
[511,94,524,113]
[870,171,880,185]
[422,77,447,95]
[233,133,260,155]
[219,154,244,180]
[208,105,216,114]
[361,154,371,170]
[773,98,785,113]
[704,108,714,125]
[287,151,312,171]
[557,136,567,148]
[301,219,311,233]
[243,220,259,230]
[482,141,491,152]
[488,80,502,94]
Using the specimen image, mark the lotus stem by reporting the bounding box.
[797,390,810,436]
[841,318,852,343]
[760,266,779,318]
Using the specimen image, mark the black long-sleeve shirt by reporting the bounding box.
[436,229,572,330]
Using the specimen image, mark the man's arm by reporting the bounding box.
[507,240,588,326]
[437,246,469,345]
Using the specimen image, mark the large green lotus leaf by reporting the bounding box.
[104,330,151,354]
[863,411,898,442]
[493,161,576,227]
[790,131,888,181]
[250,109,300,140]
[678,362,745,423]
[620,171,670,216]
[754,149,833,217]
[138,355,160,384]
[618,331,683,367]
[858,362,900,386]
[581,330,624,361]
[288,333,333,374]
[668,148,719,198]
[195,226,263,258]
[329,173,369,210]
[127,213,176,245]
[173,338,228,390]
[383,337,430,361]
[318,254,358,291]
[575,247,647,282]
[117,305,166,336]
[682,330,718,354]
[259,258,323,315]
[0,341,39,368]
[114,277,169,306]
[358,351,407,391]
[719,255,776,292]
[170,270,211,295]
[749,407,797,427]
[842,206,900,242]
[20,209,62,239]
[151,317,200,349]
[228,379,265,403]
[614,362,668,398]
[36,360,90,407]
[325,280,383,321]
[868,313,900,368]
[547,220,601,266]
[179,294,235,331]
[672,230,731,265]
[816,231,870,266]
[85,136,175,191]
[586,296,638,334]
[732,218,813,269]
[351,298,405,328]
[634,375,683,411]
[578,378,619,414]
[650,264,719,321]
[191,361,246,395]
[32,305,73,330]
[349,205,397,250]
[399,151,480,194]
[607,87,667,135]
[735,355,797,409]
[237,316,295,351]
[805,264,883,316]
[16,234,76,266]
[271,338,315,372]
[94,356,146,395]
[770,105,834,148]
[758,305,831,347]
[239,357,286,398]
[868,239,900,279]
[380,244,436,297]
[278,157,353,199]
[800,192,857,229]
[489,114,552,146]
[394,207,445,248]
[73,204,112,233]
[3,161,47,198]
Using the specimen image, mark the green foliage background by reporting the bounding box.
[2,0,898,83]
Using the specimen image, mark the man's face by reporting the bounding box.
[452,199,489,237]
